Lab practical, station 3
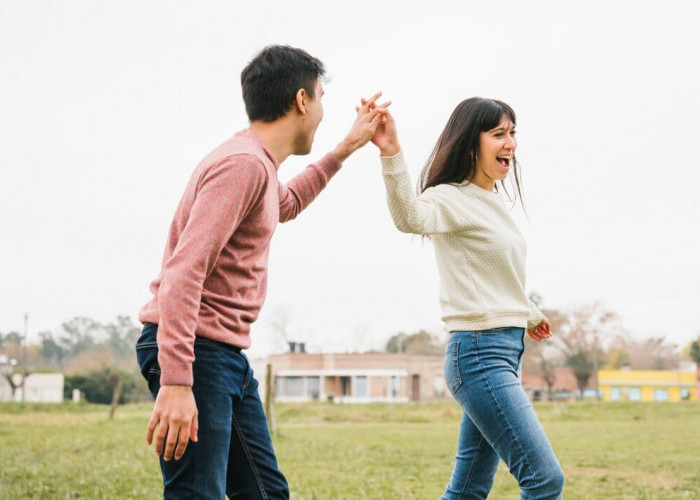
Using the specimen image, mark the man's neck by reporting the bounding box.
[248,119,297,165]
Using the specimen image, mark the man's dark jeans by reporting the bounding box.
[136,323,289,499]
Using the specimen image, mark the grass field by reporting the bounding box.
[1,400,699,499]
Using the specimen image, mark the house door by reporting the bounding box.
[412,374,420,401]
[341,376,351,396]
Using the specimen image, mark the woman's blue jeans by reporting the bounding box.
[135,323,289,499]
[441,327,564,499]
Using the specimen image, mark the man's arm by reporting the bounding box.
[278,93,388,222]
[149,155,268,461]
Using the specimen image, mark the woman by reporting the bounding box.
[370,97,564,499]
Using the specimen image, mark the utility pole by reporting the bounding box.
[21,312,28,403]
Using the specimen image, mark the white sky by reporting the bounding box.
[1,0,699,358]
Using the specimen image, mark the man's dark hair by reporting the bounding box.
[241,45,325,122]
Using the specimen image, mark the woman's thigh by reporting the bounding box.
[446,329,561,490]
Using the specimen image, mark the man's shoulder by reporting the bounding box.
[197,131,272,177]
[209,131,269,165]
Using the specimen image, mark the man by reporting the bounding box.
[135,45,387,498]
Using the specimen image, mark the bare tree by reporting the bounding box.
[607,334,681,370]
[266,305,294,353]
[523,337,561,400]
[546,302,620,399]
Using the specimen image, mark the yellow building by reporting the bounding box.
[598,369,696,402]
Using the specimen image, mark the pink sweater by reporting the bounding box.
[139,129,342,386]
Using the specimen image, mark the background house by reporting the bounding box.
[268,352,448,403]
[598,369,696,402]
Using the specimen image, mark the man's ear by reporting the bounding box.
[294,88,307,114]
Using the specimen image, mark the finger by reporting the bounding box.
[528,332,542,342]
[146,410,159,444]
[155,419,168,455]
[174,424,191,460]
[163,425,180,461]
[369,111,384,127]
[367,91,382,103]
[355,106,360,112]
[190,413,199,443]
[375,100,392,109]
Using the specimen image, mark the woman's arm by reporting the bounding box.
[381,151,465,234]
[372,108,465,234]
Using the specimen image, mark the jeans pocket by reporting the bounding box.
[135,343,161,399]
[444,340,462,394]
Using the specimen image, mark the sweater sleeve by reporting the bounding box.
[278,152,342,222]
[156,155,268,386]
[381,150,466,235]
[526,299,545,330]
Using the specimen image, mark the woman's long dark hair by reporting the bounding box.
[419,97,524,206]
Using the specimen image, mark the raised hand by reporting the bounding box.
[356,96,400,156]
[333,91,391,162]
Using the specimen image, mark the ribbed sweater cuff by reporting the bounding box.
[380,150,405,175]
[159,361,194,387]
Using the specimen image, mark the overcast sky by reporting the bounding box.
[1,0,699,358]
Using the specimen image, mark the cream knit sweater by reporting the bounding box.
[381,151,544,332]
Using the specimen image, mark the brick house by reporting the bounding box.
[267,352,448,403]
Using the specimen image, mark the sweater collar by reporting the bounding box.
[237,129,280,171]
[458,181,500,200]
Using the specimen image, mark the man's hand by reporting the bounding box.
[146,385,198,461]
[527,316,552,342]
[333,91,390,162]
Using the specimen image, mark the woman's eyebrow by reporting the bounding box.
[490,125,516,133]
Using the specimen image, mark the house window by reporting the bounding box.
[610,387,620,401]
[355,376,368,397]
[433,376,445,398]
[389,376,399,398]
[278,376,303,397]
[681,388,691,400]
[629,387,642,401]
[653,388,669,402]
[307,377,320,400]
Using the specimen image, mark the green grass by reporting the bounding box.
[1,401,699,499]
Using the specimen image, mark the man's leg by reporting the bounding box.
[159,389,233,499]
[136,326,243,499]
[226,356,289,499]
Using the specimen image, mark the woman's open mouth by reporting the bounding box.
[497,155,511,168]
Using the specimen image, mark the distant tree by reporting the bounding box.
[523,336,561,400]
[547,302,620,399]
[688,336,700,364]
[0,331,22,349]
[59,317,102,358]
[607,334,681,370]
[385,330,443,355]
[266,305,293,353]
[105,315,141,358]
[64,367,137,404]
[39,330,66,368]
[604,341,631,369]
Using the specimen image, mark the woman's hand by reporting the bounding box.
[527,316,552,342]
[355,96,400,156]
[334,92,390,162]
